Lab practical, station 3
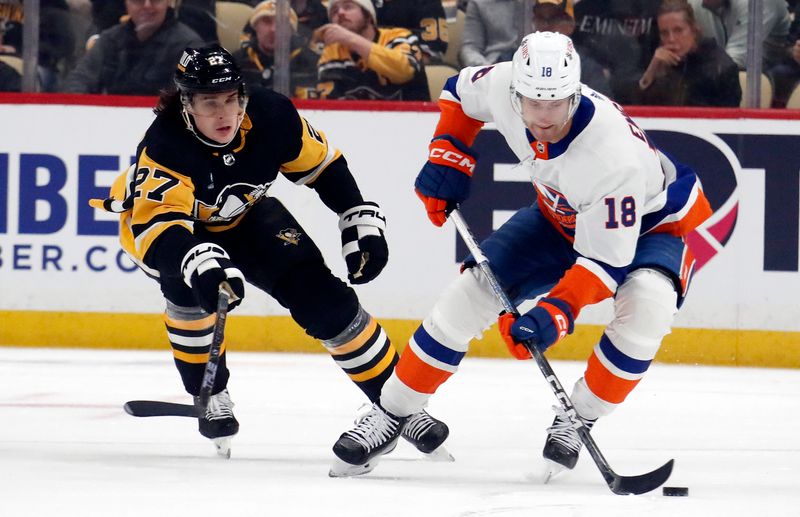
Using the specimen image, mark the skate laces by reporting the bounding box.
[205,389,235,421]
[344,403,401,452]
[403,411,436,440]
[546,406,592,454]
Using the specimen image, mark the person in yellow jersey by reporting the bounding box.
[313,0,430,100]
[91,44,446,457]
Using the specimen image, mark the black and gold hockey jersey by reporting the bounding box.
[92,87,363,278]
[374,0,448,61]
[316,27,430,101]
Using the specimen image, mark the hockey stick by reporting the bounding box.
[448,208,673,495]
[124,282,236,418]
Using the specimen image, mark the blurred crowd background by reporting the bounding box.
[1,0,797,108]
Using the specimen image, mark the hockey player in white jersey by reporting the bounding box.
[329,32,712,479]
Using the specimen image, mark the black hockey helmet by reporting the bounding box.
[174,44,244,94]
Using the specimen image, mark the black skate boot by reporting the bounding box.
[402,410,454,461]
[542,406,596,482]
[195,388,239,458]
[329,403,406,477]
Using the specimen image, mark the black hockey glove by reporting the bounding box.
[338,202,388,285]
[180,243,245,314]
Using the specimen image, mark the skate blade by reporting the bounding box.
[542,459,568,484]
[421,445,454,462]
[212,437,232,459]
[328,456,382,478]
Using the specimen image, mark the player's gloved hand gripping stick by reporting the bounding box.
[123,282,239,418]
[448,207,674,496]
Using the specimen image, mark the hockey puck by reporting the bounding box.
[662,486,689,497]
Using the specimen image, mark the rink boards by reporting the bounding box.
[0,95,798,368]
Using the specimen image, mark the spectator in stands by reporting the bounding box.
[459,0,521,67]
[63,0,203,95]
[532,0,612,96]
[0,0,77,91]
[571,0,662,104]
[374,0,448,63]
[314,0,429,100]
[0,58,20,91]
[635,0,740,107]
[291,0,328,49]
[688,0,790,70]
[768,1,800,107]
[233,0,318,97]
[86,0,219,48]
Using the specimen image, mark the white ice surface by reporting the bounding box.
[1,347,798,517]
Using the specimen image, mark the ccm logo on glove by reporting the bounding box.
[415,135,478,227]
[428,142,476,175]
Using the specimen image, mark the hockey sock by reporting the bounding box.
[323,308,398,402]
[164,303,230,395]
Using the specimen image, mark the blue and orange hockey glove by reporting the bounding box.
[414,135,478,226]
[497,298,575,359]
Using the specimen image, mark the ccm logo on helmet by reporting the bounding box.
[211,77,232,83]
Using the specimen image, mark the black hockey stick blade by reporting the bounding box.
[123,400,201,418]
[607,458,674,495]
[123,285,235,420]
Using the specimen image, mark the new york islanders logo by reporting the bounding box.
[535,183,577,235]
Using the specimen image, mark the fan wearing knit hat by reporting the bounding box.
[313,0,430,100]
[231,0,319,98]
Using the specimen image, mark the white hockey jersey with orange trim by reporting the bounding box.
[435,61,712,315]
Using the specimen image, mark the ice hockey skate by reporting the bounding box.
[402,410,454,462]
[542,406,596,483]
[195,388,239,459]
[329,403,406,477]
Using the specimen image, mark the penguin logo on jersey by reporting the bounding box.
[277,228,301,245]
[195,182,270,222]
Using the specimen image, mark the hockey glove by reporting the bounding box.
[414,135,477,226]
[497,298,575,359]
[338,202,388,285]
[180,243,245,314]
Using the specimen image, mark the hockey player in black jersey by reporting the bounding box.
[91,44,447,460]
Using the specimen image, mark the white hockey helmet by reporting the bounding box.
[511,31,582,120]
